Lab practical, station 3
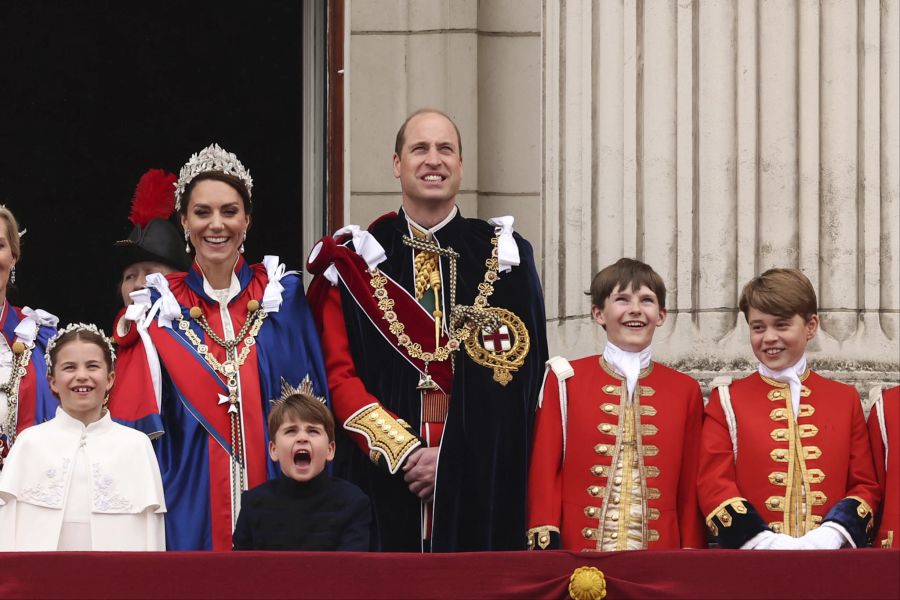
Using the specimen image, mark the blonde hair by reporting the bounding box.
[0,206,22,259]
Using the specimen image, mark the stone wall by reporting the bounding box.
[346,0,542,248]
[345,0,899,398]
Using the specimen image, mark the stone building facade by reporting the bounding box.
[340,0,899,401]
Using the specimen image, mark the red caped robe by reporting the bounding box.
[527,356,706,550]
[868,386,899,548]
[699,370,880,541]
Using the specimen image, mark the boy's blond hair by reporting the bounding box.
[738,267,817,321]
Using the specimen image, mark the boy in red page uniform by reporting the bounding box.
[699,268,880,549]
[868,385,899,548]
[527,258,706,551]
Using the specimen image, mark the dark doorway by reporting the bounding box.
[0,0,303,329]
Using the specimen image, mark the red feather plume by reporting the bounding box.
[129,169,177,227]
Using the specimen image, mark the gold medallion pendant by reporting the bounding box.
[464,307,530,385]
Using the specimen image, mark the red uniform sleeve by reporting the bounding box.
[697,388,744,519]
[314,285,421,469]
[868,401,887,491]
[526,369,563,549]
[845,394,881,513]
[676,383,708,548]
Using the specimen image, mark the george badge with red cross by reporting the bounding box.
[482,326,512,352]
[465,307,530,386]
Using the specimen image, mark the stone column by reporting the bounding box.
[541,0,899,395]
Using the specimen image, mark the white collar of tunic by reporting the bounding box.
[53,406,114,435]
[405,205,459,240]
[603,341,652,401]
[203,271,242,305]
[757,354,807,417]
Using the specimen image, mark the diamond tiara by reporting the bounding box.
[45,323,117,371]
[174,143,253,211]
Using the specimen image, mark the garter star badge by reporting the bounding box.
[464,307,529,385]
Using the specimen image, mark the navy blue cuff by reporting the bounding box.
[823,497,874,548]
[706,499,769,549]
[526,527,561,550]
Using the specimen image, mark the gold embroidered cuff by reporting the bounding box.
[526,525,560,550]
[705,497,749,529]
[847,496,873,519]
[344,404,421,474]
[705,497,767,548]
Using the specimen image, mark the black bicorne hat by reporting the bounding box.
[113,169,190,273]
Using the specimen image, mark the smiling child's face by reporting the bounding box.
[592,283,667,352]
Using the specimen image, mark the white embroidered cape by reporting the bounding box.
[0,407,166,551]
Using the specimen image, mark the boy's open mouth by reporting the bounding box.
[293,449,311,467]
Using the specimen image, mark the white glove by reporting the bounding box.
[742,530,803,550]
[796,524,849,550]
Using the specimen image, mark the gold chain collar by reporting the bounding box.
[0,342,34,449]
[369,236,502,369]
[176,298,268,501]
[176,300,268,395]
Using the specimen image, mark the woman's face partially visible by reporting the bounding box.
[0,218,17,302]
[120,261,176,305]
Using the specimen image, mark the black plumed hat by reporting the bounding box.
[113,169,190,273]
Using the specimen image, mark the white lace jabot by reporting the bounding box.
[758,354,808,417]
[602,342,652,400]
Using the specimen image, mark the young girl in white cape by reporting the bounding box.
[0,323,166,550]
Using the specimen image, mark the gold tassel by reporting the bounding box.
[430,271,442,349]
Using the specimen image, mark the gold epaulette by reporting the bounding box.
[344,404,421,474]
[526,525,560,550]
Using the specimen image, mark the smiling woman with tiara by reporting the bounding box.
[0,206,59,471]
[108,144,329,551]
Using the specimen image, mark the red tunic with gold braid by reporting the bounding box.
[526,356,707,551]
[699,370,881,548]
[868,385,899,548]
